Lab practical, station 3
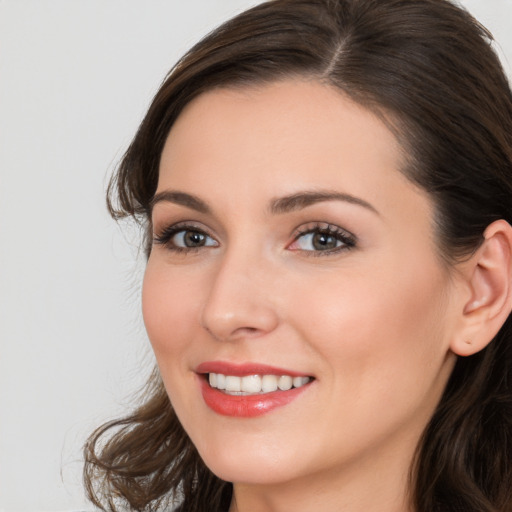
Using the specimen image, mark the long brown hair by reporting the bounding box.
[84,1,512,510]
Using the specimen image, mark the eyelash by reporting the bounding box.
[152,222,357,256]
[289,223,356,257]
[153,222,217,254]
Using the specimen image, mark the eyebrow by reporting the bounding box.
[151,190,211,214]
[151,189,379,216]
[270,190,379,215]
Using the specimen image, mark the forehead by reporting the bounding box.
[158,79,423,218]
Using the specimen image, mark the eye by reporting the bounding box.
[288,223,356,254]
[153,224,218,252]
[173,229,216,248]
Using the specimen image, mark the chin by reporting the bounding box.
[193,433,305,485]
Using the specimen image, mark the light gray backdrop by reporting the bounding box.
[1,1,511,511]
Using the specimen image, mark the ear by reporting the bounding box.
[451,219,512,357]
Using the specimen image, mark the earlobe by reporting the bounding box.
[451,220,512,357]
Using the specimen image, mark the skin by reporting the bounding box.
[143,80,467,512]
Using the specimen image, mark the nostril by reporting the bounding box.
[233,326,265,338]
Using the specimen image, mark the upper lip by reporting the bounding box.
[196,361,311,377]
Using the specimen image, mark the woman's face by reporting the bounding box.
[143,80,460,489]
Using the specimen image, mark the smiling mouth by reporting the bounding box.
[207,373,312,395]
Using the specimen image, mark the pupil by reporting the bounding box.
[185,231,205,247]
[313,232,336,250]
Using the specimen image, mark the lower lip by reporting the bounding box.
[199,377,310,417]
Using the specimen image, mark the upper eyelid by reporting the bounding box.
[152,222,218,245]
[292,222,355,238]
[153,220,213,235]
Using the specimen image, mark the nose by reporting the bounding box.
[201,250,279,342]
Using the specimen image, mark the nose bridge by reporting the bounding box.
[201,241,279,341]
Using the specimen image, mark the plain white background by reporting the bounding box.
[0,1,511,511]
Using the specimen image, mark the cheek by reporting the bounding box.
[142,259,212,435]
[290,256,453,393]
[141,260,203,362]
[286,261,455,462]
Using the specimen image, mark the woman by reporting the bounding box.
[84,0,512,511]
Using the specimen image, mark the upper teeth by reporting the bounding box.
[208,373,311,395]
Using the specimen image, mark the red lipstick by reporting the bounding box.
[196,361,312,418]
